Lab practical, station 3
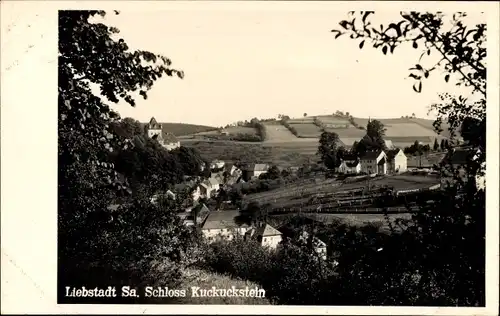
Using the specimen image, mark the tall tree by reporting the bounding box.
[332,11,486,152]
[460,116,485,147]
[433,138,439,151]
[58,10,192,301]
[332,11,486,306]
[317,131,341,170]
[366,119,387,149]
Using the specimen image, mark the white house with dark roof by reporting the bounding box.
[360,149,387,175]
[338,160,361,174]
[224,162,239,176]
[254,224,283,250]
[299,231,327,260]
[385,148,407,174]
[146,117,162,138]
[210,160,226,170]
[174,181,202,202]
[244,163,269,180]
[178,203,211,227]
[201,210,251,242]
[337,154,361,174]
[145,117,180,151]
[200,178,221,199]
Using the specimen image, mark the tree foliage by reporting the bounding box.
[58,10,194,302]
[317,131,341,169]
[331,11,486,306]
[332,11,486,151]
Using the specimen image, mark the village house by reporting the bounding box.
[384,140,395,150]
[439,147,485,190]
[210,160,226,170]
[337,154,361,174]
[360,149,387,175]
[145,117,181,151]
[201,210,284,251]
[150,190,176,204]
[200,178,221,199]
[224,162,239,177]
[172,181,202,202]
[299,231,327,261]
[386,148,408,174]
[243,163,269,180]
[177,203,211,227]
[201,210,251,242]
[252,224,283,250]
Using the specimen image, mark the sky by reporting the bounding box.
[96,6,484,127]
[1,2,485,127]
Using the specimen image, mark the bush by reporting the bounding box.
[230,133,262,142]
[313,117,327,132]
[281,120,299,136]
[59,194,197,303]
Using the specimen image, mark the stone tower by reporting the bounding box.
[146,117,162,139]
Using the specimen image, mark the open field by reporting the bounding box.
[315,115,351,124]
[222,126,257,135]
[181,138,446,167]
[384,123,438,137]
[269,212,413,231]
[289,123,322,138]
[332,128,367,138]
[287,117,315,124]
[242,174,440,210]
[191,126,257,136]
[181,140,316,167]
[411,118,455,139]
[263,123,298,142]
[407,152,446,167]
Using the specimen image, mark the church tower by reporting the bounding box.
[146,117,162,139]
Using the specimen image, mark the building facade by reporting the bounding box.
[145,117,181,151]
[255,224,283,250]
[386,149,408,174]
[360,150,387,175]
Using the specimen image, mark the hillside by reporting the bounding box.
[142,122,218,136]
[151,115,452,140]
[176,115,453,167]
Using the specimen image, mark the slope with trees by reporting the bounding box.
[58,10,202,303]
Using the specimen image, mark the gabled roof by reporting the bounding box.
[148,117,161,129]
[198,203,211,215]
[384,140,394,149]
[253,163,269,172]
[224,162,236,172]
[342,153,358,162]
[360,149,385,160]
[162,132,179,144]
[385,148,403,160]
[202,210,249,230]
[203,177,220,188]
[344,160,360,168]
[258,224,282,237]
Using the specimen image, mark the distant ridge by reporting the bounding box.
[141,121,218,136]
[146,115,456,140]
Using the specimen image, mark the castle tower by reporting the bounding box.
[146,117,162,139]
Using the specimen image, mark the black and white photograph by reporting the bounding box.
[1,0,499,314]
